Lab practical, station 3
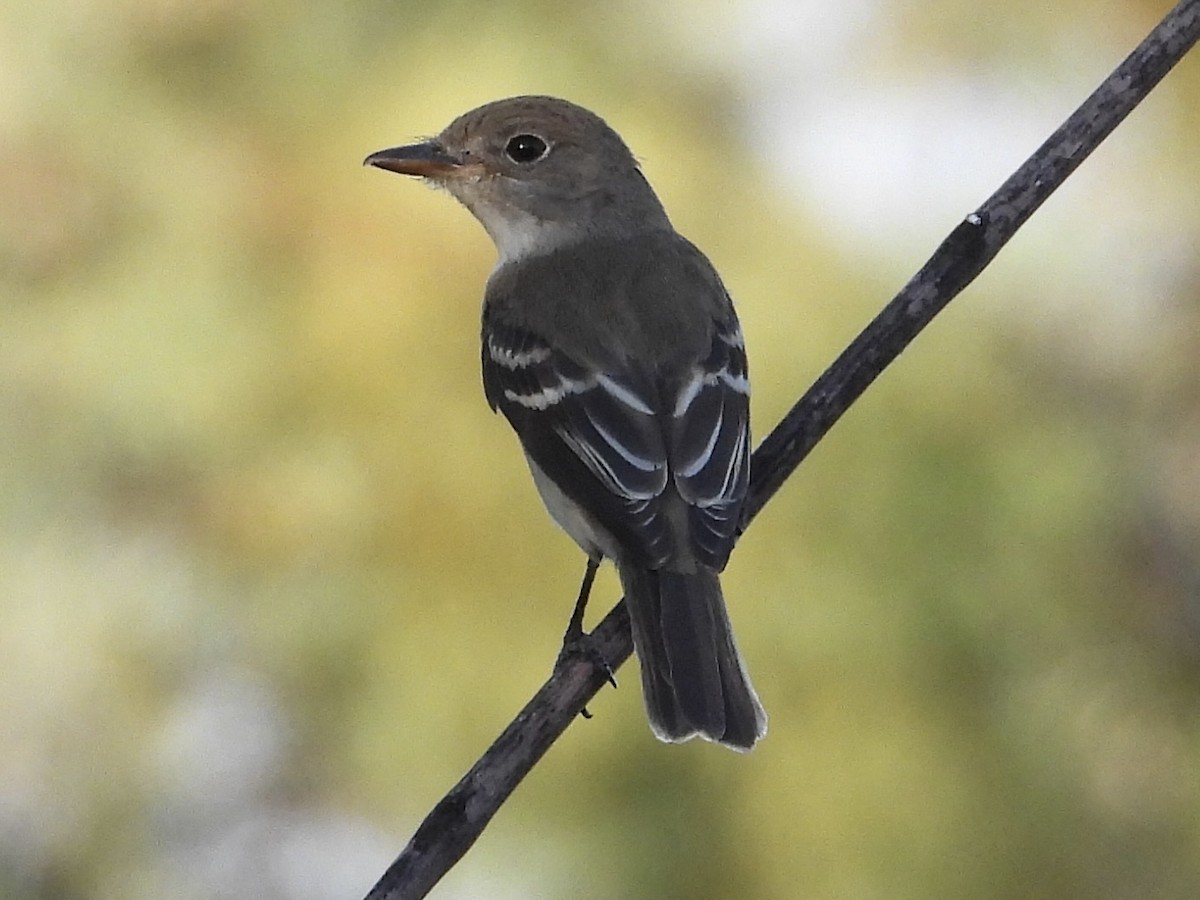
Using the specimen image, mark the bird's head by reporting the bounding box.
[365,95,670,263]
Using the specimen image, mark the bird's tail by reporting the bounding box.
[619,565,767,750]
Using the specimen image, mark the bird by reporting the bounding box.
[365,96,766,750]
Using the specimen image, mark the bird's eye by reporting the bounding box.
[504,134,548,164]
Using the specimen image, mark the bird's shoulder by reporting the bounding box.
[483,230,734,372]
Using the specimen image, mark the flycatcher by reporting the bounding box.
[366,96,767,750]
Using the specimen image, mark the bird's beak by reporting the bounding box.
[363,141,463,178]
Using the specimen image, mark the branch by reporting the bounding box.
[363,3,1200,897]
[742,0,1200,522]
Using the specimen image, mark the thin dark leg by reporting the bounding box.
[563,557,599,642]
[557,557,616,698]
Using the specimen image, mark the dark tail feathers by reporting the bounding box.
[619,566,766,750]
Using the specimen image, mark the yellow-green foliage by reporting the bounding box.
[2,2,1198,899]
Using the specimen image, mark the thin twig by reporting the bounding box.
[363,3,1200,897]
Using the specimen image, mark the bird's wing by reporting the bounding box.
[483,307,750,572]
[483,312,673,567]
[667,315,750,570]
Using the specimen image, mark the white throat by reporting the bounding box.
[445,177,581,267]
[471,200,576,267]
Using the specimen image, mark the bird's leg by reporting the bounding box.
[557,557,617,702]
[563,556,599,643]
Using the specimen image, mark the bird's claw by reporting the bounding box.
[557,626,618,690]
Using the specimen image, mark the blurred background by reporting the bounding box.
[3,1,1199,898]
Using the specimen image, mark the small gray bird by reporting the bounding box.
[366,96,766,750]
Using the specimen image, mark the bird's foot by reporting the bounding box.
[557,623,618,691]
[555,557,615,719]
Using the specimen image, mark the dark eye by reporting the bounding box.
[504,134,548,164]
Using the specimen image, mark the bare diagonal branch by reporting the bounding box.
[743,0,1200,522]
[363,3,1200,898]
